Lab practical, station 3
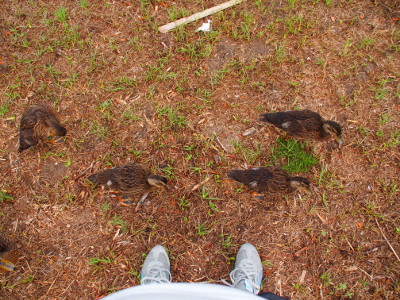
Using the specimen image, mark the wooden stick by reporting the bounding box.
[375,218,400,262]
[190,176,211,193]
[158,0,243,33]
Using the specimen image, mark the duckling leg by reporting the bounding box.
[116,195,134,206]
[252,192,265,201]
[0,259,16,272]
[135,192,149,212]
[45,136,65,145]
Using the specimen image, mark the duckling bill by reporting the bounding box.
[19,103,67,152]
[259,109,342,147]
[228,167,310,195]
[88,162,167,206]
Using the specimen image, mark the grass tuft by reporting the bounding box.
[269,138,318,173]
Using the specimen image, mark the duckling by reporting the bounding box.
[0,235,19,272]
[88,162,167,207]
[228,167,310,195]
[19,103,67,152]
[259,110,342,147]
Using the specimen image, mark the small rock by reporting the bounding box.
[242,127,256,136]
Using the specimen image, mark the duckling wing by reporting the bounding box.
[88,167,122,189]
[285,110,323,137]
[260,110,322,138]
[35,104,67,137]
[228,167,274,192]
[259,111,290,127]
[18,128,37,152]
[117,163,150,192]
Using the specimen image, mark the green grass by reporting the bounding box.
[275,42,288,63]
[78,0,88,10]
[382,130,399,149]
[97,99,113,119]
[90,121,109,139]
[178,40,213,59]
[208,200,219,215]
[89,256,114,274]
[269,138,318,173]
[196,222,210,236]
[110,214,128,232]
[156,105,187,130]
[21,274,35,284]
[285,15,303,35]
[179,196,189,211]
[161,163,177,179]
[123,106,142,122]
[358,37,375,49]
[103,76,137,91]
[200,185,219,201]
[254,0,264,11]
[55,6,68,23]
[372,78,390,100]
[0,100,13,117]
[168,5,191,21]
[220,233,235,249]
[0,189,13,204]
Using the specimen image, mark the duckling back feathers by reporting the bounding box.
[88,163,167,196]
[259,109,342,144]
[228,167,309,194]
[19,103,67,152]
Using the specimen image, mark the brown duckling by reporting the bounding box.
[88,162,167,206]
[19,103,67,152]
[228,167,310,195]
[0,235,19,272]
[259,109,342,147]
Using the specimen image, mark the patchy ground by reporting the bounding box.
[0,0,399,299]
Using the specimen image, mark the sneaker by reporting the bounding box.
[229,243,263,294]
[140,245,172,285]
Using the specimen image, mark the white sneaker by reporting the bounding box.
[140,245,171,284]
[229,243,263,294]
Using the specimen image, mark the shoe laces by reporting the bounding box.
[141,262,171,284]
[222,260,260,293]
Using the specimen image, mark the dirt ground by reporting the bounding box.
[1,0,399,299]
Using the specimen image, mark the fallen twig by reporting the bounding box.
[315,212,327,224]
[293,246,308,257]
[191,176,211,193]
[299,270,307,284]
[74,161,95,181]
[358,266,374,280]
[215,135,229,152]
[158,0,243,33]
[375,218,400,262]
